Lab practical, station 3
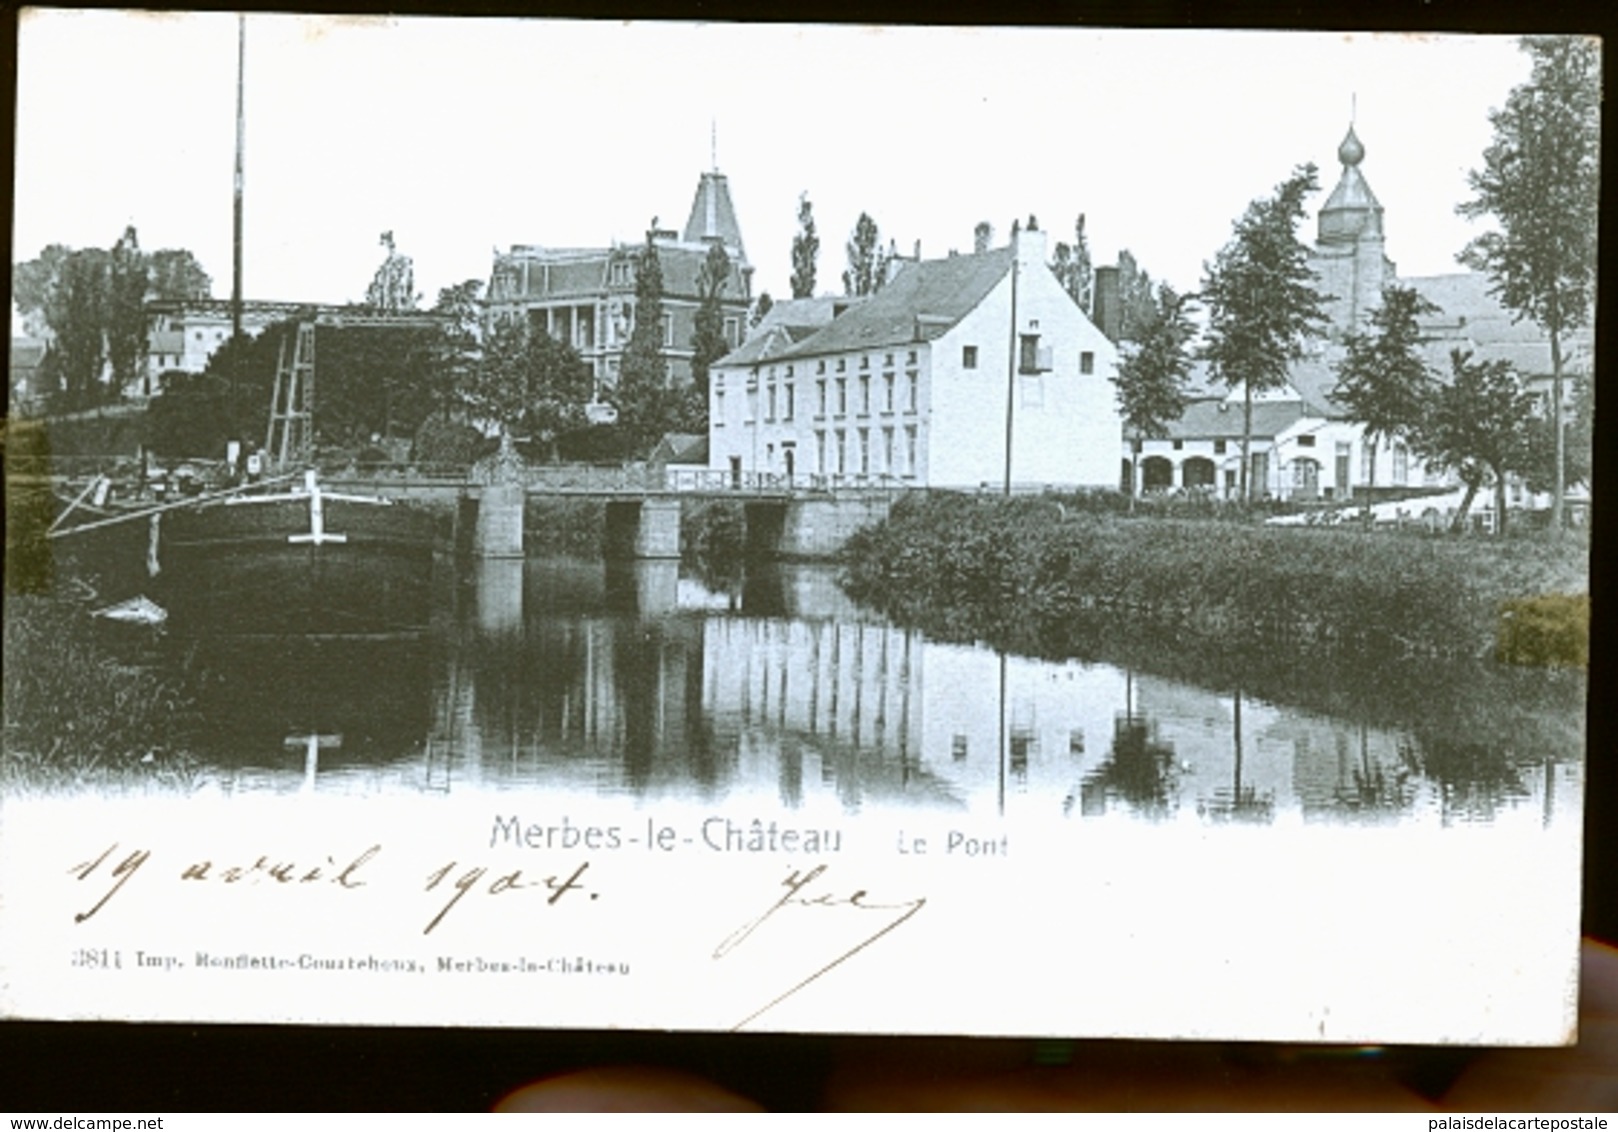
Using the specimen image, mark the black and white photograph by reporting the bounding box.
[2,12,1598,1051]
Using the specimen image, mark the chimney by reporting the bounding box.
[1013,224,1047,272]
[1092,265,1122,343]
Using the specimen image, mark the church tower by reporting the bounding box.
[1311,123,1396,339]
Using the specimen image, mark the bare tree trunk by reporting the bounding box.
[1450,477,1481,534]
[1240,385,1253,504]
[1549,326,1565,534]
[1493,465,1509,536]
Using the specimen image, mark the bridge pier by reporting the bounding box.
[603,498,682,560]
[471,483,526,559]
[758,497,894,559]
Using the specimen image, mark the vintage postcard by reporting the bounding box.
[3,14,1593,1043]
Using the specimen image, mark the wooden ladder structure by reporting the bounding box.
[266,320,317,470]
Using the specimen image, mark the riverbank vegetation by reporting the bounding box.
[841,492,1587,664]
[3,595,201,789]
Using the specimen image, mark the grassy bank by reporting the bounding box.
[3,595,201,789]
[841,492,1588,664]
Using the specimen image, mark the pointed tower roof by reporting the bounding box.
[1317,124,1384,246]
[682,170,747,261]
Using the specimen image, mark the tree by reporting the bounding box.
[615,229,673,455]
[790,193,819,299]
[1416,351,1536,534]
[1114,250,1160,344]
[146,249,212,301]
[689,239,732,405]
[364,230,419,312]
[1113,284,1198,503]
[1456,36,1600,532]
[12,244,72,338]
[41,248,111,411]
[1050,214,1093,313]
[749,291,774,330]
[843,212,883,297]
[430,278,484,417]
[1331,284,1440,505]
[1522,372,1593,497]
[106,226,150,398]
[465,318,592,461]
[1200,165,1331,501]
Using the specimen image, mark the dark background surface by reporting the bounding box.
[2,0,1612,1112]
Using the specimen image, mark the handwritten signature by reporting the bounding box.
[715,863,926,1030]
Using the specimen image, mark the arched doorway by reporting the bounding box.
[1142,456,1174,492]
[1182,456,1216,490]
[1291,458,1321,501]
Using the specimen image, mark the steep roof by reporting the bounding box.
[682,171,747,260]
[771,247,1015,360]
[1405,272,1593,377]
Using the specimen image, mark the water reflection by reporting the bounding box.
[169,556,1583,825]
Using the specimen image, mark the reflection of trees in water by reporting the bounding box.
[1327,725,1416,822]
[1196,688,1274,825]
[1399,735,1528,824]
[1084,714,1179,818]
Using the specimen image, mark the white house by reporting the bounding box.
[709,227,1122,491]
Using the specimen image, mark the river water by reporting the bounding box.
[150,554,1584,829]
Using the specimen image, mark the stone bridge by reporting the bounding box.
[330,464,910,561]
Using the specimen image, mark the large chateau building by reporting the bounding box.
[485,170,754,400]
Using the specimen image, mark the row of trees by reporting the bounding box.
[1109,36,1597,531]
[14,228,211,411]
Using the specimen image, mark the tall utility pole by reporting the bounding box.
[232,13,245,342]
[1001,253,1019,495]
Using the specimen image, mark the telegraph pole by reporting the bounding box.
[232,13,246,342]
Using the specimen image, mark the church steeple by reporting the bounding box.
[1309,120,1396,339]
[1317,123,1384,246]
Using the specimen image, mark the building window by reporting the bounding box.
[662,314,674,347]
[724,317,740,347]
[817,360,826,375]
[858,375,871,415]
[882,426,895,473]
[816,430,827,474]
[836,378,848,416]
[1172,439,1183,451]
[1016,333,1054,373]
[1080,351,1094,375]
[858,428,870,475]
[904,425,918,476]
[816,379,827,417]
[883,373,895,412]
[906,371,919,413]
[1298,434,1316,448]
[962,345,978,369]
[767,384,777,422]
[746,389,758,423]
[908,350,917,364]
[836,430,847,475]
[1213,439,1227,455]
[1360,440,1375,484]
[784,383,795,421]
[1393,441,1409,485]
[860,355,869,370]
[785,365,793,377]
[714,389,725,423]
[1336,441,1351,495]
[836,357,846,373]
